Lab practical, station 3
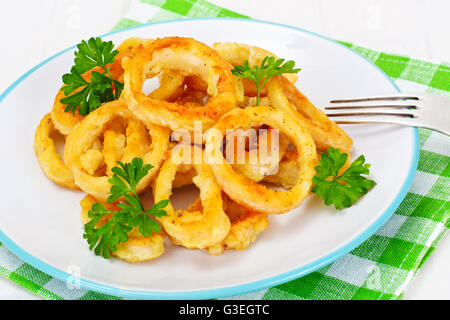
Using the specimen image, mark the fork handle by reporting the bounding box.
[333,117,450,136]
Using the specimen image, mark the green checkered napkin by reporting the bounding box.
[0,0,448,300]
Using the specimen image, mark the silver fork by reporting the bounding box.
[324,93,450,136]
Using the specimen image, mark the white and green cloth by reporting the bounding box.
[0,0,448,300]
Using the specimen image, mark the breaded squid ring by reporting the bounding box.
[185,194,269,255]
[267,76,353,152]
[150,69,185,101]
[115,37,154,56]
[102,129,126,176]
[102,119,150,176]
[80,195,165,263]
[51,89,86,136]
[173,168,196,189]
[33,113,79,190]
[153,146,231,249]
[65,100,170,202]
[262,148,299,189]
[205,106,317,214]
[51,38,153,136]
[122,37,237,131]
[51,63,126,136]
[215,210,268,254]
[262,147,352,190]
[109,37,155,83]
[229,129,291,183]
[121,119,151,163]
[115,38,189,100]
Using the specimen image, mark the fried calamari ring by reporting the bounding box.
[51,38,153,136]
[80,149,104,176]
[262,149,299,189]
[121,119,151,163]
[115,38,186,100]
[267,76,353,152]
[262,148,352,189]
[65,100,170,201]
[102,130,126,176]
[114,232,165,263]
[150,69,185,101]
[34,113,79,190]
[173,168,196,189]
[183,75,245,105]
[122,37,237,131]
[173,86,209,107]
[228,129,290,183]
[102,117,151,175]
[80,195,114,225]
[52,63,125,135]
[153,146,231,249]
[188,193,269,255]
[109,37,155,83]
[51,89,85,136]
[213,211,268,254]
[52,38,180,136]
[80,195,164,262]
[205,106,317,214]
[116,37,154,56]
[102,109,154,176]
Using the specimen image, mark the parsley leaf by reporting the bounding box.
[60,37,123,116]
[311,147,376,210]
[107,158,154,202]
[83,158,168,259]
[231,56,301,105]
[83,203,131,259]
[73,37,118,73]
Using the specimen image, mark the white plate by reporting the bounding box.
[0,18,418,299]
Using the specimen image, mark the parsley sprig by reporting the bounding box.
[312,147,376,210]
[231,56,301,105]
[60,37,124,116]
[83,158,168,259]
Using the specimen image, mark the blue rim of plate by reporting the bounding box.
[0,17,419,299]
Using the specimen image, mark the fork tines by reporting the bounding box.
[325,95,420,120]
[324,93,449,135]
[329,95,419,104]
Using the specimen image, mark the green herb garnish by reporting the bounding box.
[312,147,376,210]
[83,158,168,259]
[60,37,124,116]
[231,56,300,105]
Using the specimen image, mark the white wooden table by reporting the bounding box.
[0,0,449,300]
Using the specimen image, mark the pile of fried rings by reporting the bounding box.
[34,37,353,262]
